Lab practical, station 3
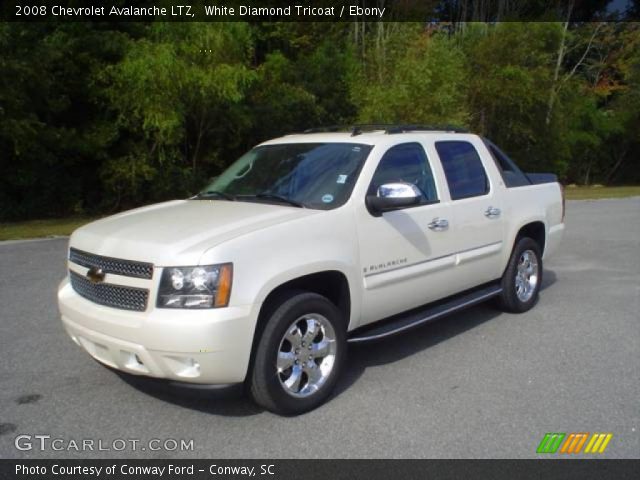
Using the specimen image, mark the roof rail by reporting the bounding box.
[385,124,469,134]
[302,125,347,134]
[302,125,392,136]
[300,124,469,136]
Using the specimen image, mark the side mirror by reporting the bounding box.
[366,182,421,214]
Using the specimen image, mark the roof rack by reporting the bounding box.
[300,124,469,136]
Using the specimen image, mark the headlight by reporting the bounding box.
[157,263,233,309]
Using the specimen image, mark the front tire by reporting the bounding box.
[248,292,346,415]
[496,237,543,313]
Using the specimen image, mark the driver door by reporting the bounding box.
[356,142,458,325]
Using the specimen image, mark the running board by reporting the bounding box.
[348,284,502,343]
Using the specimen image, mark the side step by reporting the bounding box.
[347,283,503,343]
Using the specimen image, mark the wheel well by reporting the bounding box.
[516,221,546,254]
[246,271,351,380]
[258,271,351,325]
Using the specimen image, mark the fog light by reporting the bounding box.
[121,351,148,373]
[164,356,201,378]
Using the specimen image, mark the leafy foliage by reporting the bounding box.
[102,23,255,209]
[1,21,638,221]
[353,27,469,125]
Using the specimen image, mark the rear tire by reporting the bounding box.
[248,292,346,415]
[496,237,543,313]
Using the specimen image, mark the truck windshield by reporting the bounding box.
[197,143,372,210]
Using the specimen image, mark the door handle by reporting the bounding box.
[428,218,449,231]
[485,206,501,219]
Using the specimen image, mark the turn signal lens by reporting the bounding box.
[214,264,233,307]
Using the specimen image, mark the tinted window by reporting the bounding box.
[368,143,438,203]
[484,140,531,188]
[435,141,489,200]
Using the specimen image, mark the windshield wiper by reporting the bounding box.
[242,193,305,208]
[194,190,236,201]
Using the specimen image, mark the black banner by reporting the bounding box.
[1,460,639,480]
[2,0,639,23]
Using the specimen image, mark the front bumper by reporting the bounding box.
[58,277,257,384]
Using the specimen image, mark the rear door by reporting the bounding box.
[432,139,505,288]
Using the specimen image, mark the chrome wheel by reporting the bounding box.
[515,249,539,302]
[276,314,337,398]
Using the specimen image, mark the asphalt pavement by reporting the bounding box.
[0,198,638,459]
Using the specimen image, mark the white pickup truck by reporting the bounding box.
[58,125,564,414]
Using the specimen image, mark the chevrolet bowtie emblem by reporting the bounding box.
[86,267,106,284]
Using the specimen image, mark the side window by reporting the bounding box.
[368,143,438,203]
[484,140,531,188]
[435,141,489,200]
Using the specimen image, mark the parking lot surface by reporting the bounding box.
[1,198,638,458]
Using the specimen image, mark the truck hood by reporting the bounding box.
[69,199,317,265]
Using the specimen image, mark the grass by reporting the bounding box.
[563,185,640,200]
[0,217,98,241]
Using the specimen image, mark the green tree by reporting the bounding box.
[0,22,130,220]
[2,20,639,222]
[462,22,561,172]
[351,27,469,125]
[103,22,255,209]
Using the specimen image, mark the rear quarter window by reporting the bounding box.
[435,141,489,200]
[483,139,531,188]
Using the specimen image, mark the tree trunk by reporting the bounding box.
[353,17,358,53]
[376,19,384,81]
[361,0,366,60]
[375,0,387,82]
[546,1,573,126]
[583,161,592,186]
[192,109,206,172]
[605,148,629,184]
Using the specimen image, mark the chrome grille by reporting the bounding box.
[70,271,149,312]
[69,248,153,279]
